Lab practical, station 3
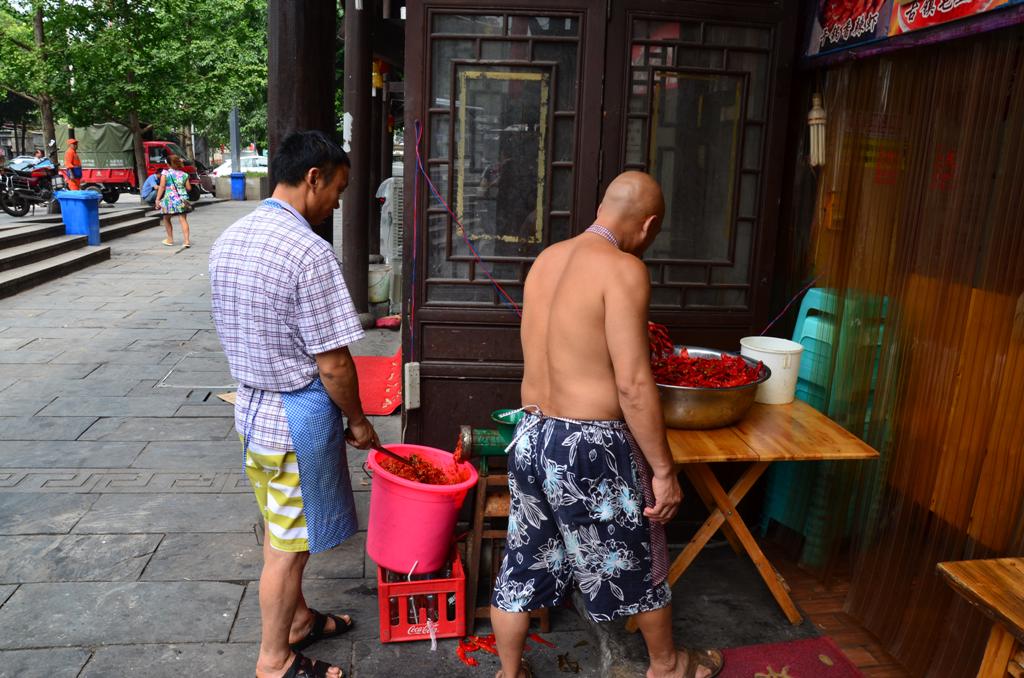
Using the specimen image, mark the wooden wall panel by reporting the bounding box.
[785,25,1024,678]
[421,324,523,363]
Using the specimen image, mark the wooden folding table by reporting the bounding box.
[627,400,879,631]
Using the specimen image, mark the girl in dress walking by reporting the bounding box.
[156,154,193,247]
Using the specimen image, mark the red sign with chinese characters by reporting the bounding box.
[890,0,1009,35]
[808,0,895,56]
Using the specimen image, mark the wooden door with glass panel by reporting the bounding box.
[603,2,796,349]
[403,3,605,446]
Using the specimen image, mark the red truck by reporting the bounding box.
[60,124,204,204]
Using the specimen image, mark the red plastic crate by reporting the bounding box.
[377,547,466,643]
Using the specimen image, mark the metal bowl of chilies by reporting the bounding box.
[656,346,771,430]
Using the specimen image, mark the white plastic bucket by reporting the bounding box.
[368,264,392,304]
[740,336,804,405]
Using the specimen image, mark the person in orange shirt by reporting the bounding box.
[64,139,82,190]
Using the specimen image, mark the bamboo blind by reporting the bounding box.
[797,26,1024,677]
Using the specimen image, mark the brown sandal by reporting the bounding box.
[281,651,342,678]
[290,609,354,652]
[683,648,724,678]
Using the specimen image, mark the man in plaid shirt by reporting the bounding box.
[210,130,376,678]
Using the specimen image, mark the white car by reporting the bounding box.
[211,155,268,177]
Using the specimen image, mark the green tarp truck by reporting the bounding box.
[57,123,202,203]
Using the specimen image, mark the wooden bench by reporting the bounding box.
[939,558,1024,678]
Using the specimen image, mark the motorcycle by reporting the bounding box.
[0,157,65,217]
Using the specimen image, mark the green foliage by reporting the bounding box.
[50,1,169,127]
[169,0,268,146]
[0,1,45,104]
[0,0,268,147]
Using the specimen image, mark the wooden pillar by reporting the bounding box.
[368,80,384,258]
[267,0,337,244]
[382,81,400,183]
[342,0,372,312]
[381,90,394,182]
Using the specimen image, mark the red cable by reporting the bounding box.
[413,120,522,318]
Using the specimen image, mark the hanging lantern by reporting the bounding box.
[808,93,827,168]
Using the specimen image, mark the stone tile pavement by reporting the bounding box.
[0,201,818,677]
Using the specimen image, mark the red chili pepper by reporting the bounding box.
[457,632,552,665]
[649,322,763,389]
[456,640,479,667]
[380,454,456,485]
[648,322,674,360]
[472,634,499,655]
[528,632,556,648]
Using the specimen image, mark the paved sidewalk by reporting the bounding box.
[0,201,817,677]
[0,202,415,677]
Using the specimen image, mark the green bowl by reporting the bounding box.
[490,408,524,444]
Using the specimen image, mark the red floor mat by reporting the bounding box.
[721,637,863,677]
[353,349,402,416]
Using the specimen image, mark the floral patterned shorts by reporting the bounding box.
[491,412,672,622]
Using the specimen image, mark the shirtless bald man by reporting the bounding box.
[490,172,724,678]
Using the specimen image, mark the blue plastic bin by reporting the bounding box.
[55,191,102,246]
[230,172,246,201]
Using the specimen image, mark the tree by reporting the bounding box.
[1,0,268,172]
[30,3,55,161]
[0,1,58,162]
[159,0,268,151]
[1,0,268,179]
[46,1,201,183]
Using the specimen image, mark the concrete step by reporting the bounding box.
[14,212,63,225]
[0,235,89,273]
[100,215,164,242]
[18,207,143,226]
[17,194,222,221]
[99,206,151,226]
[0,245,111,298]
[0,223,66,251]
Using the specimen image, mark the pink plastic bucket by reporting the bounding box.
[366,443,478,573]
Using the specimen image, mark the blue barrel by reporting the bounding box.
[55,191,102,246]
[230,172,246,201]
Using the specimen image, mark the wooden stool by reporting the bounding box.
[939,558,1024,678]
[464,453,550,634]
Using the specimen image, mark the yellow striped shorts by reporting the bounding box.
[245,440,310,552]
